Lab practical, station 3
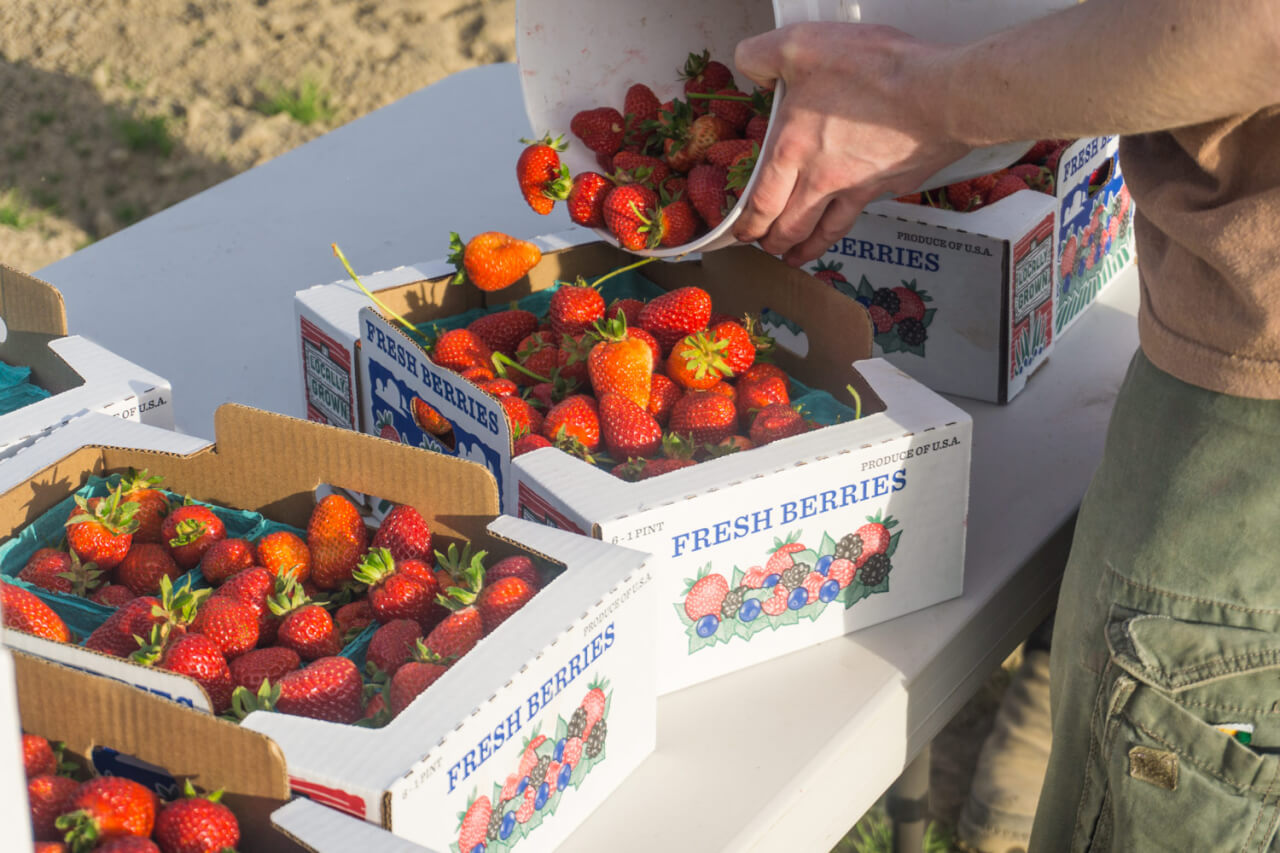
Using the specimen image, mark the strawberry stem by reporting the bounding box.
[492,351,550,384]
[332,243,425,342]
[686,92,753,103]
[591,256,657,289]
[846,384,863,420]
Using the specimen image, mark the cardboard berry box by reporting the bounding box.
[799,136,1134,404]
[0,263,173,457]
[0,406,657,849]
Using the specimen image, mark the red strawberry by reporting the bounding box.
[683,572,729,620]
[598,392,662,459]
[353,547,441,627]
[829,558,856,588]
[333,600,373,641]
[214,566,279,644]
[646,198,700,248]
[744,114,768,143]
[514,331,559,387]
[1,582,71,642]
[119,469,171,544]
[681,50,735,107]
[487,555,539,589]
[146,631,233,715]
[515,134,570,215]
[707,138,755,168]
[986,173,1029,204]
[197,538,255,587]
[687,163,733,228]
[607,297,645,328]
[58,775,158,846]
[705,89,752,132]
[152,782,240,853]
[639,286,712,354]
[269,586,342,660]
[84,595,162,655]
[19,548,101,596]
[96,838,161,852]
[372,504,433,563]
[603,183,658,250]
[389,651,451,716]
[615,455,698,480]
[117,543,181,596]
[736,373,790,425]
[669,391,737,445]
[229,645,300,692]
[65,487,138,571]
[430,328,494,373]
[571,107,625,155]
[90,584,136,608]
[1008,163,1054,193]
[664,114,734,172]
[500,395,543,437]
[711,320,757,374]
[162,504,226,571]
[307,493,368,591]
[611,151,670,188]
[467,309,539,357]
[191,595,259,659]
[23,734,57,778]
[449,231,542,292]
[565,171,613,228]
[476,575,536,632]
[946,180,981,212]
[274,656,364,723]
[868,304,894,334]
[549,281,605,339]
[513,433,553,456]
[891,284,929,323]
[29,773,79,841]
[423,552,486,662]
[749,403,808,445]
[366,618,423,677]
[541,395,601,452]
[647,373,681,426]
[623,83,661,143]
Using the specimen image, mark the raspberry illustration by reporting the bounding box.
[762,584,789,616]
[891,283,929,322]
[800,571,825,603]
[780,562,809,591]
[835,533,863,563]
[720,587,747,621]
[870,287,900,316]
[829,558,856,588]
[859,553,893,586]
[546,759,562,794]
[585,719,607,758]
[741,566,769,589]
[499,773,520,803]
[562,736,584,768]
[568,707,588,740]
[868,305,895,334]
[683,570,730,621]
[896,317,928,347]
[516,787,536,823]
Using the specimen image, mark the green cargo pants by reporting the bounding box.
[1029,350,1280,852]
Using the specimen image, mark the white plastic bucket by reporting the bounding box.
[516,0,1075,256]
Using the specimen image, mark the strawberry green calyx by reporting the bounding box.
[57,809,104,853]
[674,332,734,381]
[592,310,631,343]
[437,551,486,609]
[725,143,760,192]
[55,551,103,596]
[409,637,452,665]
[67,485,140,535]
[741,313,777,361]
[266,577,311,618]
[154,575,208,627]
[178,778,225,803]
[129,622,170,667]
[351,547,398,588]
[518,132,567,153]
[661,431,698,461]
[542,163,574,202]
[120,467,164,492]
[447,231,470,287]
[224,679,281,722]
[552,429,613,467]
[679,49,713,82]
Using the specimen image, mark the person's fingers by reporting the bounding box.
[756,160,851,256]
[732,139,800,244]
[783,194,865,266]
[733,29,785,90]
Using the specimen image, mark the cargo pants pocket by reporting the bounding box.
[1082,612,1280,852]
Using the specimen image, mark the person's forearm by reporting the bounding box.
[928,0,1280,146]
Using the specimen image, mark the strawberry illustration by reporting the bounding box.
[57,774,158,847]
[162,503,226,571]
[457,794,493,853]
[891,282,930,323]
[374,410,400,443]
[810,259,849,288]
[854,512,898,564]
[515,785,537,823]
[65,486,138,571]
[153,781,240,853]
[545,759,563,794]
[515,134,570,215]
[741,566,769,589]
[761,583,790,616]
[868,304,894,334]
[765,533,805,575]
[828,558,856,588]
[499,773,522,803]
[571,107,625,155]
[683,570,729,621]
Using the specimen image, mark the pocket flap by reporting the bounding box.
[1107,613,1280,693]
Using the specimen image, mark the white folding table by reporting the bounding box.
[36,61,1141,852]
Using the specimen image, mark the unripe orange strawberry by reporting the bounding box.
[667,331,734,390]
[449,231,542,292]
[255,530,311,585]
[588,315,654,409]
[307,494,369,591]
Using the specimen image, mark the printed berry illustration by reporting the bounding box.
[455,676,612,852]
[810,259,858,301]
[1056,155,1133,333]
[675,517,905,652]
[373,408,402,443]
[823,274,935,357]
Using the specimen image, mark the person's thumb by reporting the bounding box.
[734,29,785,89]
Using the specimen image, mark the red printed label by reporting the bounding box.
[301,316,356,429]
[518,482,586,534]
[289,776,368,819]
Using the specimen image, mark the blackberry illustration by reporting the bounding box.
[859,553,892,586]
[585,720,607,758]
[835,533,863,563]
[781,562,809,590]
[897,317,927,347]
[721,587,748,621]
[532,754,552,786]
[568,706,588,739]
[487,807,504,840]
[871,288,901,316]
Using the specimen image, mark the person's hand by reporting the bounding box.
[732,23,971,265]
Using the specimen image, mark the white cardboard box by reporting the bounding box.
[0,263,174,457]
[0,647,34,853]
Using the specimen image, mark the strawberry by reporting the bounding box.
[153,781,240,853]
[334,600,374,641]
[709,319,756,374]
[83,595,163,655]
[515,134,570,215]
[704,88,753,132]
[828,558,856,588]
[1008,163,1053,193]
[607,297,645,328]
[681,50,735,107]
[556,332,593,384]
[946,180,982,211]
[214,566,280,645]
[424,549,486,661]
[306,494,368,591]
[500,395,543,437]
[891,283,929,323]
[459,365,496,385]
[162,503,226,571]
[274,655,365,723]
[366,618,423,677]
[353,547,441,627]
[895,192,924,204]
[65,487,138,571]
[118,469,171,544]
[191,595,259,659]
[612,151,671,188]
[1,582,71,642]
[625,325,661,367]
[667,331,734,390]
[197,538,255,587]
[765,534,805,575]
[476,574,536,631]
[95,837,159,852]
[749,403,808,445]
[252,530,311,586]
[19,548,101,596]
[541,394,601,452]
[986,173,1029,204]
[23,733,57,778]
[116,543,180,596]
[138,630,233,715]
[623,83,661,144]
[487,554,539,589]
[430,328,494,374]
[639,286,712,354]
[389,641,451,715]
[467,308,539,358]
[687,163,732,228]
[29,773,79,841]
[669,391,737,444]
[588,314,654,408]
[372,504,433,563]
[744,114,768,143]
[761,583,790,615]
[614,455,697,480]
[455,795,494,853]
[707,138,756,168]
[268,585,342,660]
[549,280,605,339]
[683,571,729,620]
[58,775,158,847]
[644,197,700,248]
[449,231,542,292]
[513,433,553,456]
[603,183,658,250]
[664,113,734,173]
[514,332,559,387]
[598,392,662,459]
[571,107,625,155]
[647,373,681,426]
[737,373,790,424]
[229,645,300,692]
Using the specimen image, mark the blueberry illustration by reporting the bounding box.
[516,775,529,796]
[816,554,833,576]
[856,295,872,307]
[471,845,485,853]
[500,812,516,840]
[787,587,809,610]
[535,782,550,810]
[763,573,780,588]
[695,614,720,638]
[739,597,762,622]
[558,762,574,789]
[553,738,566,762]
[819,579,841,603]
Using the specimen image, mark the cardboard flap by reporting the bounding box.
[0,263,67,337]
[12,650,290,799]
[271,799,433,853]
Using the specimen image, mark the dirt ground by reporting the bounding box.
[0,2,1015,848]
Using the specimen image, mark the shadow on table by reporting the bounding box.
[0,58,237,251]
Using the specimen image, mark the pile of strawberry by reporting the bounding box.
[894,139,1071,212]
[0,472,546,726]
[23,732,240,853]
[517,50,770,250]
[419,277,851,481]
